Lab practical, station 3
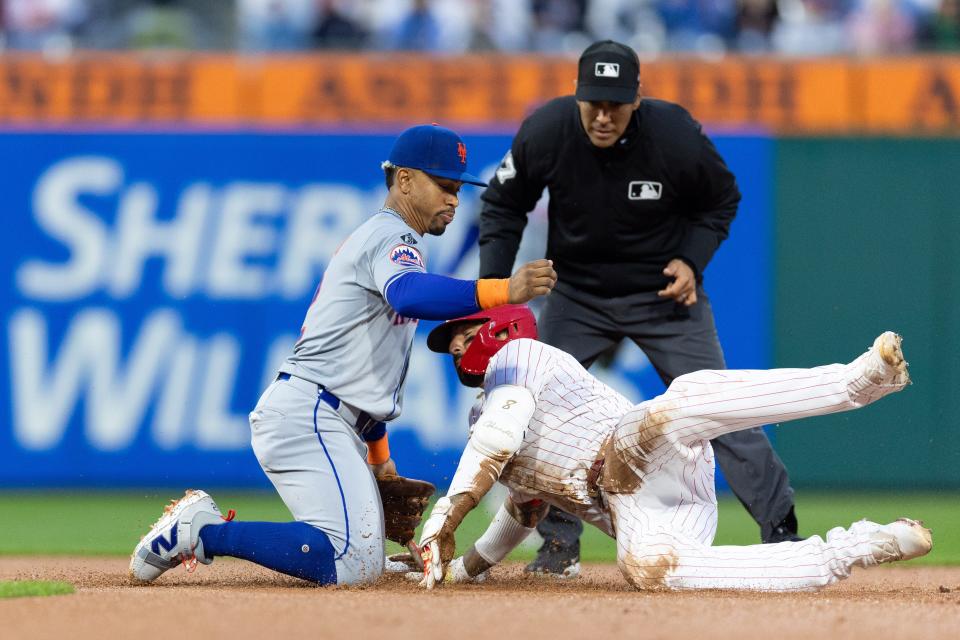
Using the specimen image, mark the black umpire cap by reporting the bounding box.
[575,40,640,104]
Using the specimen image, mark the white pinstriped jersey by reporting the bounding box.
[460,335,917,592]
[470,338,634,522]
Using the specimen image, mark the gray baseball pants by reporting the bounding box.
[249,373,386,585]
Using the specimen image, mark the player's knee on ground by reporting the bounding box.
[334,528,385,586]
[616,538,681,591]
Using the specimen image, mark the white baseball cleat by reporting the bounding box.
[871,518,933,563]
[861,331,910,387]
[129,489,229,583]
[848,518,933,564]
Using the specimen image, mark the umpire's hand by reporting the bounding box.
[658,258,698,306]
[508,259,557,303]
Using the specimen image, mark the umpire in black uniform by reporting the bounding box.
[478,40,800,578]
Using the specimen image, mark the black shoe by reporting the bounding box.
[524,539,581,579]
[763,506,804,543]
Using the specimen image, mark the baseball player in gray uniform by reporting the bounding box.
[130,124,558,586]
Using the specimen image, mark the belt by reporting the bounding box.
[276,373,386,441]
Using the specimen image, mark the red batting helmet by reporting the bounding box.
[426,304,538,376]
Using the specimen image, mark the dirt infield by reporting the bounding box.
[2,558,959,640]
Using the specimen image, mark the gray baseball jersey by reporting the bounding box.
[279,207,426,421]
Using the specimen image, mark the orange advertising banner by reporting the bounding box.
[1,53,959,133]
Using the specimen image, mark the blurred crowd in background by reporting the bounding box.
[1,0,958,57]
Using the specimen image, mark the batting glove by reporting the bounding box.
[418,496,453,589]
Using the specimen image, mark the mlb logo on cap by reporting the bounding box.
[576,40,640,104]
[595,62,620,78]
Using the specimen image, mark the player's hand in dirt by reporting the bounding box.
[658,258,697,306]
[404,556,487,585]
[508,259,557,303]
[417,497,458,589]
[419,541,444,589]
[385,551,422,573]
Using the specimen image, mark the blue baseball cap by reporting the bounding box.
[386,124,487,187]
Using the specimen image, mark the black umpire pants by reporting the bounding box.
[536,283,796,548]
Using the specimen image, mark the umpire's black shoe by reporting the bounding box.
[763,506,804,543]
[524,539,581,579]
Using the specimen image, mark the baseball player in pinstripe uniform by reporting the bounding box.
[410,305,931,591]
[129,125,557,586]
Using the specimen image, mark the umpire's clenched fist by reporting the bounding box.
[508,259,558,303]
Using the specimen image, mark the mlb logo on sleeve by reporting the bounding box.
[595,62,620,78]
[390,244,425,268]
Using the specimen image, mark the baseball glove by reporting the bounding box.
[376,474,436,546]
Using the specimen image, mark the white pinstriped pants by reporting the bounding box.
[606,352,904,591]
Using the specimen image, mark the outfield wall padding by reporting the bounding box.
[774,138,960,488]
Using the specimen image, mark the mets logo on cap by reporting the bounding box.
[390,244,425,268]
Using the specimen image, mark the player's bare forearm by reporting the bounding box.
[438,456,504,553]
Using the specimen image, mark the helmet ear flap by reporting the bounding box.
[457,320,498,376]
[456,305,538,377]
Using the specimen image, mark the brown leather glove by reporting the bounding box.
[376,475,436,546]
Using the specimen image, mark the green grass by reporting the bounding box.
[0,580,74,599]
[0,491,957,565]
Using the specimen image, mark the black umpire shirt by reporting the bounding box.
[478,96,740,298]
